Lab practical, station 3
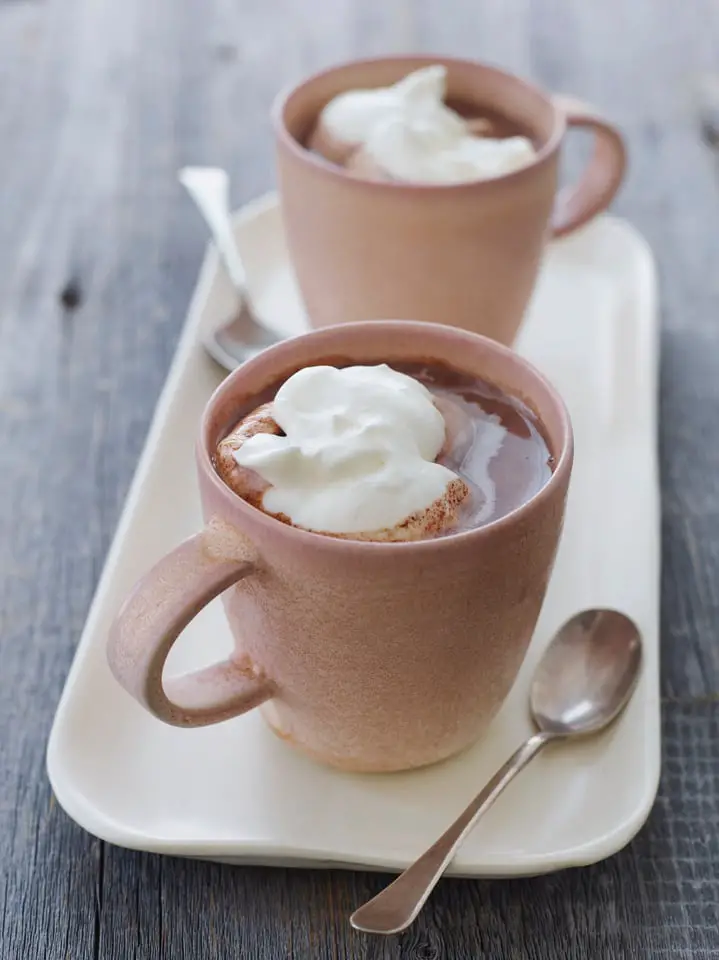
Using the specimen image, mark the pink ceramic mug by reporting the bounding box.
[273,55,626,344]
[107,321,573,772]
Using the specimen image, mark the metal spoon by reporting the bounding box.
[178,166,280,370]
[350,608,642,935]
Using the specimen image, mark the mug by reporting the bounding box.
[107,320,573,772]
[273,55,626,344]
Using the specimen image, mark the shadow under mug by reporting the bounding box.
[107,321,573,772]
[273,55,626,345]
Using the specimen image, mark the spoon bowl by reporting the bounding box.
[531,609,642,737]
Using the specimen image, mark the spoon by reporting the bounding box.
[350,608,642,935]
[178,166,280,370]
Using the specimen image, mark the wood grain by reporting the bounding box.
[1,0,718,957]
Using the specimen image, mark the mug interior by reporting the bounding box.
[202,321,571,524]
[275,55,560,166]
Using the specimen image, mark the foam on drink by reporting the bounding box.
[312,65,535,185]
[231,364,467,536]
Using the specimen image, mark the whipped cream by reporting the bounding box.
[318,65,535,185]
[233,364,460,535]
[321,65,466,148]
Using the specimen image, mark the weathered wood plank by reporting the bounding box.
[1,0,718,957]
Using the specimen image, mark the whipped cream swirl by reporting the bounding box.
[318,65,535,185]
[233,364,460,535]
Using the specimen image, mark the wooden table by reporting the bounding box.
[1,1,718,956]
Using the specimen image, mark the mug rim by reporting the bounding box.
[271,53,565,195]
[198,320,573,554]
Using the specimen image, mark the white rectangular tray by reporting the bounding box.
[47,195,660,876]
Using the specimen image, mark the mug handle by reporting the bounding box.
[107,518,275,727]
[550,95,627,238]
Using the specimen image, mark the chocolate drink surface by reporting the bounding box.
[214,359,554,541]
[394,360,553,534]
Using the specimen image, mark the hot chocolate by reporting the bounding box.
[215,360,553,541]
[307,64,536,185]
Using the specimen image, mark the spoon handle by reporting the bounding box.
[350,731,552,935]
[178,167,248,293]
